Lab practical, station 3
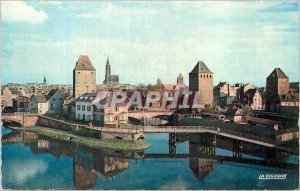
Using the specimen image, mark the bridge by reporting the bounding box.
[1,113,39,126]
[2,113,276,147]
[127,110,174,120]
[141,125,276,147]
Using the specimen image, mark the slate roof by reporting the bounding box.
[189,61,213,74]
[46,89,63,100]
[75,93,97,102]
[34,95,48,103]
[289,82,299,92]
[279,93,299,102]
[74,55,96,71]
[225,107,242,116]
[267,68,288,78]
[215,81,227,89]
[244,89,258,100]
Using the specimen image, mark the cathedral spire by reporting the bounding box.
[106,56,110,65]
[43,76,47,84]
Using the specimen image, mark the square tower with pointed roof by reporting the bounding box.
[266,68,289,111]
[189,61,214,105]
[73,55,96,98]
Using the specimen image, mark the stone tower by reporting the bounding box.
[189,61,213,105]
[177,73,184,85]
[73,55,96,98]
[266,68,289,111]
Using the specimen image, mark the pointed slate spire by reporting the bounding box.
[190,61,213,74]
[74,55,96,71]
[267,68,288,78]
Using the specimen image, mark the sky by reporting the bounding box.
[1,1,299,87]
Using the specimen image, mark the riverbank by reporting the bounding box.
[12,126,150,151]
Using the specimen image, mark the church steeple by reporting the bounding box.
[177,73,184,85]
[43,76,47,84]
[105,56,111,77]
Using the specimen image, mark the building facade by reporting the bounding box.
[47,89,65,114]
[189,61,213,105]
[75,93,97,121]
[27,95,49,114]
[73,55,96,98]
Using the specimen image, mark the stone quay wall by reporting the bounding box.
[36,116,141,142]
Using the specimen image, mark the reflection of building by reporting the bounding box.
[73,55,97,98]
[189,137,214,180]
[2,131,131,190]
[189,158,213,180]
[103,57,119,85]
[189,61,213,105]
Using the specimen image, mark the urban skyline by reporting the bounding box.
[1,1,299,86]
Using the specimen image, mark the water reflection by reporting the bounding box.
[2,130,143,189]
[2,129,299,190]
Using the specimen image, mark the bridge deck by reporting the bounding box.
[142,126,276,147]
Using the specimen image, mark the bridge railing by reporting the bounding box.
[1,112,37,117]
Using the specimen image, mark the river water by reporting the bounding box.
[1,126,299,190]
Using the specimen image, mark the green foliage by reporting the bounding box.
[242,107,253,122]
[23,126,150,151]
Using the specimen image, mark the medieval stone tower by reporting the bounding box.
[73,55,96,98]
[177,73,184,85]
[266,68,289,111]
[189,61,213,105]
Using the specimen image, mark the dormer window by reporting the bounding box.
[83,64,86,68]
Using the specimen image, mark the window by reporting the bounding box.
[210,75,212,78]
[82,105,86,111]
[77,105,80,110]
[87,106,91,111]
[77,114,80,119]
[200,74,202,78]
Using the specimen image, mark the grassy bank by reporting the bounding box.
[22,126,150,151]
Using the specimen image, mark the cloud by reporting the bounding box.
[78,13,94,18]
[1,1,48,24]
[39,1,63,5]
[4,159,48,183]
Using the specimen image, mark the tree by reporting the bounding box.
[242,107,253,122]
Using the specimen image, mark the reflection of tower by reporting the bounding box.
[189,158,213,180]
[189,134,214,180]
[73,150,98,190]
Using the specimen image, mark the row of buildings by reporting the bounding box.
[1,55,299,127]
